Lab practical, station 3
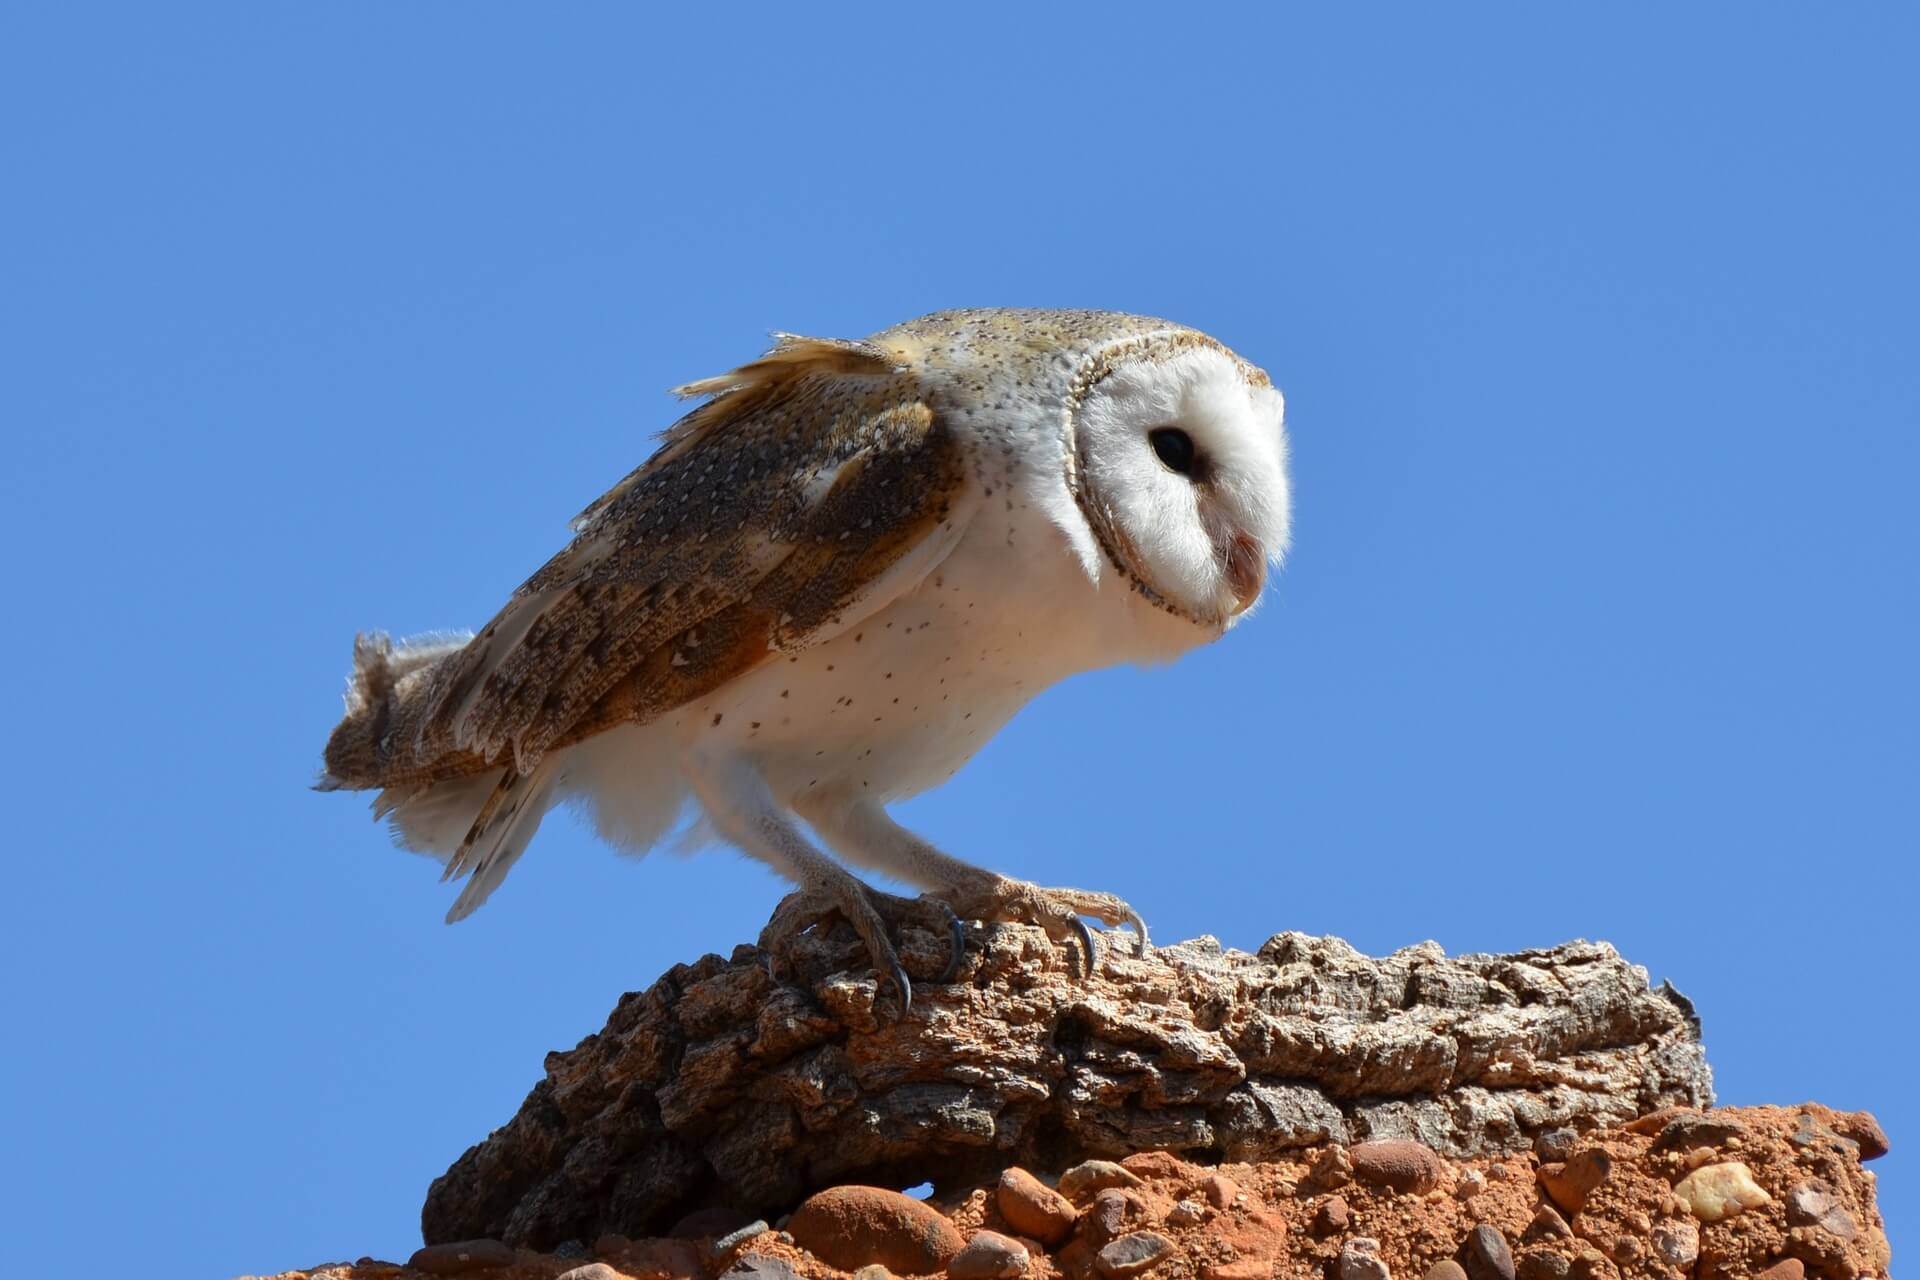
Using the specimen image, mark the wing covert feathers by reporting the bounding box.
[347,334,971,787]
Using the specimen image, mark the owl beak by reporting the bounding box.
[1224,531,1265,616]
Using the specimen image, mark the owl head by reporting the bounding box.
[889,309,1291,638]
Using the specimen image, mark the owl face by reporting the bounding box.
[1067,339,1290,632]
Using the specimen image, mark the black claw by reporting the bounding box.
[885,959,914,1016]
[1073,918,1101,978]
[940,914,966,983]
[1126,911,1151,958]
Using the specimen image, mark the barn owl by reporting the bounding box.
[319,308,1290,1008]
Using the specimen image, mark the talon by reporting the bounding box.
[1125,909,1150,958]
[885,958,914,1016]
[1073,918,1100,978]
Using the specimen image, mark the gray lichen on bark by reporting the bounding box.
[422,921,1710,1250]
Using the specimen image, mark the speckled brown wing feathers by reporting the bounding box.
[393,341,968,784]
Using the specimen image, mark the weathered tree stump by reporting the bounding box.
[422,920,1710,1250]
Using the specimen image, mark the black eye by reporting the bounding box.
[1149,427,1197,475]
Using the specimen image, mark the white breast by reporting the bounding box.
[673,446,1204,806]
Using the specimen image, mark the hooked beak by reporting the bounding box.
[1223,531,1265,616]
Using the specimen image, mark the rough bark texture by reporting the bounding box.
[420,922,1712,1251]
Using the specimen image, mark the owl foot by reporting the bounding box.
[759,881,964,1015]
[938,874,1150,977]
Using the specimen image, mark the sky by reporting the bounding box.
[1,6,1913,1277]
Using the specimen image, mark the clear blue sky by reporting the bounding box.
[2,7,1912,1276]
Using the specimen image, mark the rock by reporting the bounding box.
[1533,1128,1577,1163]
[1567,1252,1617,1280]
[1060,1161,1145,1202]
[1201,1173,1239,1209]
[1122,1153,1193,1180]
[724,1258,802,1280]
[1785,1180,1859,1240]
[1650,1112,1746,1154]
[997,1168,1077,1246]
[593,1234,631,1257]
[1754,1262,1804,1280]
[1536,1149,1610,1215]
[1308,1146,1355,1191]
[1204,1261,1273,1280]
[1836,1110,1890,1160]
[1096,1231,1175,1278]
[1350,1140,1445,1194]
[949,1231,1029,1280]
[406,1239,516,1275]
[786,1186,966,1274]
[1457,1224,1515,1280]
[1424,1263,1469,1280]
[1454,1170,1486,1200]
[1515,1249,1569,1280]
[1672,1162,1770,1223]
[1521,1207,1571,1243]
[1338,1237,1392,1280]
[706,1222,773,1263]
[1311,1196,1351,1236]
[557,1265,622,1280]
[855,1267,897,1280]
[1086,1189,1151,1247]
[1166,1201,1208,1228]
[1649,1222,1698,1268]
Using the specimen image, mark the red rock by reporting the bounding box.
[1838,1110,1890,1160]
[1520,1207,1571,1243]
[1349,1140,1444,1194]
[1754,1262,1804,1280]
[1536,1149,1610,1214]
[1425,1263,1468,1280]
[1201,1174,1239,1210]
[1516,1248,1570,1280]
[1204,1261,1273,1280]
[407,1239,516,1275]
[787,1185,967,1274]
[1059,1161,1145,1202]
[1121,1152,1192,1180]
[949,1231,1029,1280]
[1311,1196,1351,1237]
[997,1167,1077,1246]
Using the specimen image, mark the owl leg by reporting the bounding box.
[797,792,1149,975]
[683,752,949,1014]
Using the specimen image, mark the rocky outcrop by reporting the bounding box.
[256,1103,1890,1280]
[418,922,1711,1249]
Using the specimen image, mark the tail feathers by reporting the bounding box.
[323,630,474,789]
[378,771,505,857]
[441,760,561,923]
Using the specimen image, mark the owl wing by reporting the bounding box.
[415,334,973,777]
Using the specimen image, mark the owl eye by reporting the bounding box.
[1149,427,1197,476]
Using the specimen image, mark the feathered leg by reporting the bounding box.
[796,790,1149,975]
[683,753,958,1013]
